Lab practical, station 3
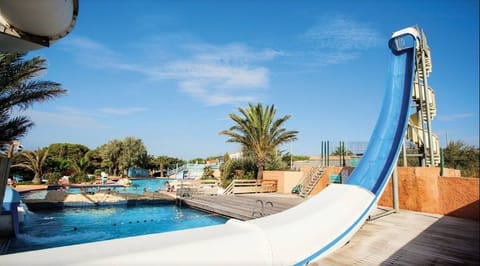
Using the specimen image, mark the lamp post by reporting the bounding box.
[0,141,22,210]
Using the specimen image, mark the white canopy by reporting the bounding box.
[0,0,78,52]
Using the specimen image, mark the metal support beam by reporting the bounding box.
[368,167,400,221]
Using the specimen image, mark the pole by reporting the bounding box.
[327,141,330,167]
[0,141,21,211]
[321,141,325,168]
[419,30,435,166]
[392,167,400,212]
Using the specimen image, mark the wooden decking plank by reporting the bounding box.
[311,210,479,265]
[180,193,304,220]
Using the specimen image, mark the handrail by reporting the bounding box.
[223,179,278,195]
[223,180,235,195]
[296,166,324,197]
[176,179,220,198]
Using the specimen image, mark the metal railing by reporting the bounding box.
[296,166,325,198]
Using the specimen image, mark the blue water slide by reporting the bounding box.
[345,30,417,197]
[0,27,421,265]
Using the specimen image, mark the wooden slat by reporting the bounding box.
[180,194,304,220]
[311,209,479,265]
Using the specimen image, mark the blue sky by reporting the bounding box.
[19,0,479,159]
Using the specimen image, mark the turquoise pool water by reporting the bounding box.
[7,179,227,254]
[22,178,172,200]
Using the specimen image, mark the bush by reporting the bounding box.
[43,172,62,185]
[219,157,257,187]
[70,172,88,184]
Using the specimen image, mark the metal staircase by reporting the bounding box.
[298,167,325,198]
[405,27,441,166]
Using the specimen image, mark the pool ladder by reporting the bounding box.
[251,200,274,218]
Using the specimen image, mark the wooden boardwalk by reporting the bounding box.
[181,195,479,265]
[180,193,305,220]
[312,209,480,265]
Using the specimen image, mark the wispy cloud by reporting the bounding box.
[63,37,281,106]
[20,105,147,129]
[22,108,107,129]
[98,107,146,115]
[438,113,473,121]
[300,15,382,65]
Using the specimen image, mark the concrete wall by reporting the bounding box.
[378,167,479,220]
[268,166,479,221]
[263,171,302,193]
[309,166,355,195]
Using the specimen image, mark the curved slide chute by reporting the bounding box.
[0,0,79,52]
[1,27,419,265]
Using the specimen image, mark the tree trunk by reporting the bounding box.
[256,165,264,181]
[256,158,265,181]
[32,173,41,185]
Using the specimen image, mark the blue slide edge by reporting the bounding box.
[345,34,416,197]
[294,31,418,265]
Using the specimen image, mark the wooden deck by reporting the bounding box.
[181,194,479,265]
[180,193,305,220]
[312,209,480,265]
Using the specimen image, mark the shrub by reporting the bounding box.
[43,172,62,185]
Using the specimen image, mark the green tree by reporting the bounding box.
[265,149,288,170]
[71,156,90,176]
[332,145,353,156]
[189,158,206,164]
[85,149,103,174]
[155,155,181,177]
[119,136,147,172]
[45,143,90,176]
[444,140,479,177]
[219,103,298,180]
[47,143,90,163]
[219,157,256,187]
[12,148,49,184]
[0,53,66,143]
[201,166,215,180]
[98,139,123,175]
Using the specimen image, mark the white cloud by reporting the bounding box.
[438,113,473,121]
[22,109,107,129]
[19,105,146,130]
[64,36,279,106]
[188,43,283,63]
[303,16,382,50]
[300,15,382,65]
[98,107,146,115]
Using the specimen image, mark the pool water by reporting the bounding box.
[22,178,173,200]
[7,204,227,254]
[8,178,227,254]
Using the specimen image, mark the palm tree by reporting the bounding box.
[0,53,67,142]
[13,148,49,184]
[156,156,170,177]
[220,103,298,180]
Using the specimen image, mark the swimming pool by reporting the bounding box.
[7,179,227,254]
[22,178,173,200]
